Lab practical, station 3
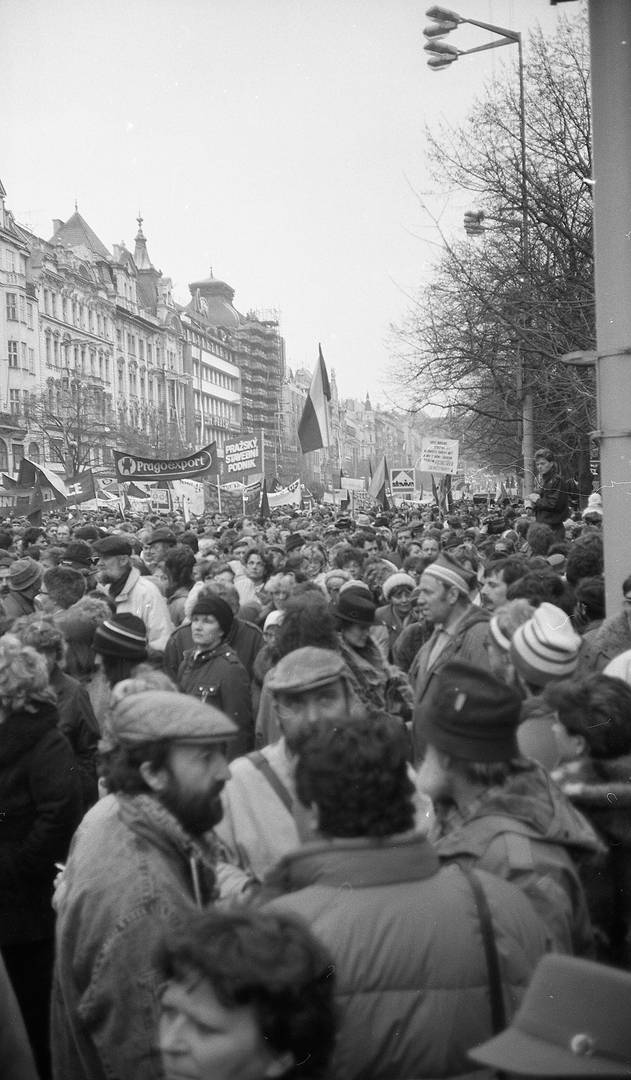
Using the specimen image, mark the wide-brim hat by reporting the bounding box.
[335,586,376,625]
[469,954,631,1076]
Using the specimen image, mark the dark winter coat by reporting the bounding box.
[0,698,82,945]
[534,469,569,533]
[178,643,253,759]
[552,753,631,963]
[50,664,99,810]
[435,761,604,956]
[164,616,262,682]
[263,833,549,1080]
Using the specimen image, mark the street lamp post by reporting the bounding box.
[424,6,535,493]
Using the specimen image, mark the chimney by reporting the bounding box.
[52,219,63,235]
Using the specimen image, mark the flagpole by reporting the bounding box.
[217,473,222,515]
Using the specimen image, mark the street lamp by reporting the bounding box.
[424,6,535,494]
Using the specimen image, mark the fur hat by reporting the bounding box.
[510,602,581,687]
[425,660,522,762]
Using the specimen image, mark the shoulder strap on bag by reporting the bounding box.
[248,751,294,816]
[461,865,507,1034]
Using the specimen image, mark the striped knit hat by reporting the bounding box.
[422,552,475,596]
[510,602,581,687]
[93,614,148,660]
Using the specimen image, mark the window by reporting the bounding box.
[28,347,35,373]
[27,303,34,329]
[5,249,15,272]
[19,295,25,321]
[62,297,68,322]
[8,341,18,368]
[6,293,17,320]
[116,328,122,348]
[147,343,153,363]
[28,442,41,464]
[20,342,27,367]
[9,389,21,414]
[12,443,24,471]
[0,439,7,471]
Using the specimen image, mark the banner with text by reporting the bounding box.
[223,434,262,475]
[113,443,217,482]
[418,438,459,475]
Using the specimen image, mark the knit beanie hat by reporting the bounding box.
[191,594,233,638]
[93,613,148,660]
[510,602,581,687]
[425,659,522,763]
[422,552,475,595]
[9,557,42,592]
[382,572,416,600]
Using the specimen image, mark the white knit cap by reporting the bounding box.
[510,602,581,687]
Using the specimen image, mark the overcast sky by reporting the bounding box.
[2,0,569,405]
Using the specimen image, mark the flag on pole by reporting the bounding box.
[259,477,270,521]
[65,469,96,506]
[298,345,331,453]
[368,456,391,511]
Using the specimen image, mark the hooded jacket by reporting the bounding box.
[51,793,217,1080]
[435,762,604,956]
[0,697,82,945]
[263,833,549,1080]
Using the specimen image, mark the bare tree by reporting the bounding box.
[27,379,115,478]
[392,14,595,488]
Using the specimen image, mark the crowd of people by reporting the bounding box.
[1,444,630,1080]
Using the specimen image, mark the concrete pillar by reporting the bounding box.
[589,1,631,612]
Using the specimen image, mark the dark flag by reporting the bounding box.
[66,470,96,506]
[298,345,331,453]
[259,477,271,521]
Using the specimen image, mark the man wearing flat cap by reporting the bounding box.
[418,660,602,956]
[93,533,173,651]
[51,685,238,1080]
[215,646,358,895]
[141,525,177,573]
[2,556,42,621]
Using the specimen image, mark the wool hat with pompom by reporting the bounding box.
[510,602,581,687]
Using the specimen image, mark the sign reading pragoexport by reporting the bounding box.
[223,434,261,474]
[113,443,217,482]
[418,438,459,476]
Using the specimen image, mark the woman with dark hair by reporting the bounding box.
[158,909,337,1080]
[0,635,82,1078]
